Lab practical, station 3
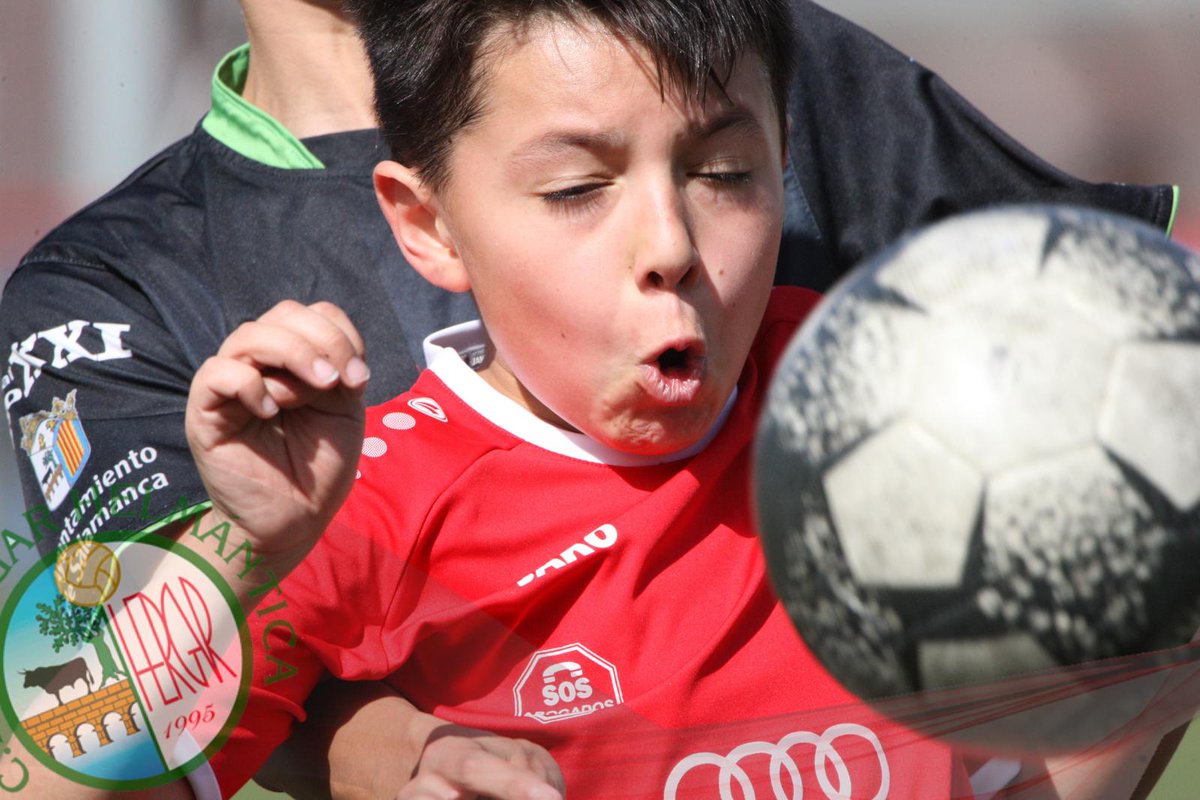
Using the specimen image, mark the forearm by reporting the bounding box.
[0,736,195,799]
[1129,722,1189,800]
[999,737,1160,800]
[255,681,436,800]
[253,679,565,800]
[174,508,310,615]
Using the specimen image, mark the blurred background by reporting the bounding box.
[1,1,1198,797]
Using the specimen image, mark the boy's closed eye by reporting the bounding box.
[539,166,753,208]
[541,181,612,206]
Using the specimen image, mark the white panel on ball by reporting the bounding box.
[875,211,1047,311]
[824,420,982,588]
[908,284,1116,476]
[918,633,1056,690]
[1100,341,1200,512]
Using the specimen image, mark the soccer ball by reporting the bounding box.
[54,540,122,607]
[754,205,1200,751]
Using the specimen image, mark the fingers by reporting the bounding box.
[395,774,463,800]
[303,300,368,359]
[397,768,561,800]
[188,356,282,441]
[187,301,370,449]
[261,371,328,411]
[220,300,370,395]
[407,735,564,800]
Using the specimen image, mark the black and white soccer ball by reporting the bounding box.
[755,205,1200,751]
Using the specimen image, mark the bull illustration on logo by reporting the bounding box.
[19,658,93,707]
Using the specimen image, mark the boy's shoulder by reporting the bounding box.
[332,364,517,554]
[754,285,823,369]
[763,285,823,325]
[359,364,513,481]
[351,321,538,508]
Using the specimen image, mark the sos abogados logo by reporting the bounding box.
[0,532,250,790]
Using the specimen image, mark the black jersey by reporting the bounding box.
[774,1,1175,290]
[1,2,1176,552]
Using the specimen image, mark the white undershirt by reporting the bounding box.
[423,320,736,467]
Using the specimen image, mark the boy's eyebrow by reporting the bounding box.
[509,130,625,169]
[508,107,768,170]
[687,107,766,141]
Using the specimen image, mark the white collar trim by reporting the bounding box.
[422,321,736,466]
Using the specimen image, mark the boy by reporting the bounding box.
[186,1,1158,797]
[0,1,1176,796]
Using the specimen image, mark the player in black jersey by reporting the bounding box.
[0,0,1180,798]
[0,2,1174,558]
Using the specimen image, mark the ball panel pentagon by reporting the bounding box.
[764,288,928,467]
[874,209,1048,311]
[918,633,1057,691]
[907,285,1116,476]
[1100,341,1200,512]
[754,463,912,699]
[823,420,982,589]
[1042,210,1200,339]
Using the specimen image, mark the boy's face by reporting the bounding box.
[396,18,785,454]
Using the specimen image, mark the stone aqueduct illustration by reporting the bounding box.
[21,678,142,759]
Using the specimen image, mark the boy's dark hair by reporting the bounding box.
[345,0,796,191]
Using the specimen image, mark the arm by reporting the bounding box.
[0,297,367,796]
[0,262,215,798]
[1,273,556,798]
[1,260,219,552]
[0,286,366,798]
[0,743,198,800]
[255,681,563,800]
[971,648,1200,799]
[187,302,563,799]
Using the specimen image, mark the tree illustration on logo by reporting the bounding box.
[34,596,125,688]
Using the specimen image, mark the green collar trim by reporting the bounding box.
[1166,185,1181,238]
[201,45,325,169]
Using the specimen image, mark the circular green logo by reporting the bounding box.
[0,532,250,790]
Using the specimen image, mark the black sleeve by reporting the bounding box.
[778,0,1178,292]
[1,260,215,554]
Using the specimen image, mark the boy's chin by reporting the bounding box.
[598,406,721,457]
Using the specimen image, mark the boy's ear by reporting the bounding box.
[373,161,471,292]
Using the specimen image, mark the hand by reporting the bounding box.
[185,300,369,575]
[398,725,565,800]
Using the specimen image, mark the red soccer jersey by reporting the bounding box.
[212,287,973,798]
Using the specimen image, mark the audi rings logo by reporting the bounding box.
[663,723,889,800]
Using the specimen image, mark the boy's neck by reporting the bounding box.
[423,321,739,467]
[240,1,377,139]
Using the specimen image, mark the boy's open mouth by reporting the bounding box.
[640,343,706,405]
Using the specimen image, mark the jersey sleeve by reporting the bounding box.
[207,440,424,796]
[208,610,328,797]
[778,0,1178,292]
[1,259,216,551]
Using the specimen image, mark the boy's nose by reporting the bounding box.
[634,185,699,291]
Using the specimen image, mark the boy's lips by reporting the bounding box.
[638,339,707,405]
